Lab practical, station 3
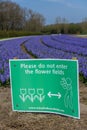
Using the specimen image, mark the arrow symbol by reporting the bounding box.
[48,92,61,99]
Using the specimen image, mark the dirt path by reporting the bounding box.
[80,104,87,114]
[0,82,87,130]
[20,41,38,59]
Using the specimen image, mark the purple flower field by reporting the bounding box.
[0,37,31,84]
[0,34,87,85]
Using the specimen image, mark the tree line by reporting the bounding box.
[0,0,87,37]
[42,17,87,34]
[0,0,45,32]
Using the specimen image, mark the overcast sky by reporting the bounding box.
[12,0,87,24]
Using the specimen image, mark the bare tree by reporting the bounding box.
[55,16,68,33]
[0,0,25,30]
[81,17,87,33]
[0,1,45,32]
[25,9,45,32]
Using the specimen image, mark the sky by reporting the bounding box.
[12,0,87,25]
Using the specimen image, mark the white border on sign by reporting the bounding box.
[9,59,80,119]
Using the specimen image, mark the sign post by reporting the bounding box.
[9,59,80,119]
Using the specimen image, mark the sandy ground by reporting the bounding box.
[76,35,87,38]
[0,82,87,130]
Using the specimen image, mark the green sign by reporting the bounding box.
[9,59,80,119]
